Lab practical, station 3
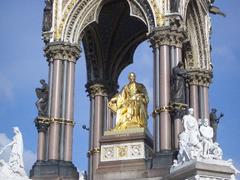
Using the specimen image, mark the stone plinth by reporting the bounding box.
[30,160,79,180]
[166,159,236,180]
[96,128,153,180]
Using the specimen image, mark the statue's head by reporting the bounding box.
[128,72,136,83]
[211,108,217,113]
[40,79,45,84]
[203,119,209,126]
[13,127,20,134]
[188,108,194,115]
[178,61,184,67]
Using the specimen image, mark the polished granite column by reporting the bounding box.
[30,42,80,180]
[86,84,107,180]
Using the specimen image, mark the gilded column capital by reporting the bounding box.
[44,41,81,63]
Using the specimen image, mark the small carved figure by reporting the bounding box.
[171,62,188,104]
[180,108,202,160]
[0,127,27,178]
[35,79,49,117]
[210,108,224,141]
[108,72,149,130]
[199,119,214,159]
[209,0,226,17]
[42,0,53,32]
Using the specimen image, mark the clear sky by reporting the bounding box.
[0,0,239,176]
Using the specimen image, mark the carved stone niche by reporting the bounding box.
[96,128,153,180]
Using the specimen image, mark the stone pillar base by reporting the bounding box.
[148,150,175,178]
[30,160,79,180]
[166,159,236,180]
[96,128,153,180]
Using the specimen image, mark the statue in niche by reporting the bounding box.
[171,62,188,104]
[35,79,49,117]
[42,0,53,32]
[0,127,28,178]
[108,72,149,130]
[210,108,224,142]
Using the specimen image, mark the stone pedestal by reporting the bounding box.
[167,159,236,180]
[96,128,153,180]
[30,160,79,180]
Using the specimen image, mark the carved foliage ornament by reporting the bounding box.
[44,42,81,62]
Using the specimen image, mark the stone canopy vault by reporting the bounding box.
[30,0,218,180]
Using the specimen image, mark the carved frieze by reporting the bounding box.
[100,142,151,162]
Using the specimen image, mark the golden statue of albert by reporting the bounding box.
[108,72,149,130]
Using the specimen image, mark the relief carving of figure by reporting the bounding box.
[171,62,188,104]
[108,72,149,130]
[35,79,49,117]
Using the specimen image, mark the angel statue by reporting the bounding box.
[35,79,49,117]
[108,72,149,130]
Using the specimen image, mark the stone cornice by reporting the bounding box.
[44,41,81,62]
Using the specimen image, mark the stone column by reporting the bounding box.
[200,71,212,120]
[64,60,77,161]
[188,74,199,120]
[151,41,172,151]
[87,84,107,180]
[44,42,80,161]
[35,120,49,161]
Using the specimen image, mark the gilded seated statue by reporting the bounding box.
[108,72,149,130]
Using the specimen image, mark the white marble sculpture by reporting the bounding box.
[174,108,223,166]
[0,127,29,180]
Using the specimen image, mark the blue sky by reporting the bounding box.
[0,0,239,175]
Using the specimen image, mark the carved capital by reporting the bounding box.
[86,84,108,97]
[187,69,213,87]
[150,27,186,48]
[44,42,81,62]
[86,81,119,98]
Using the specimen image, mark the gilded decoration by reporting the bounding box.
[149,0,164,26]
[54,0,79,40]
[108,72,149,131]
